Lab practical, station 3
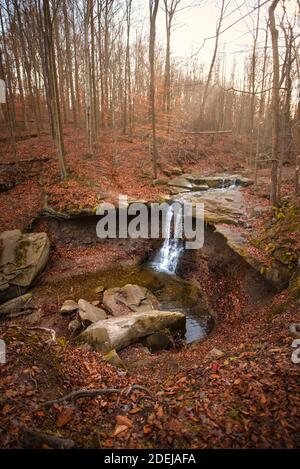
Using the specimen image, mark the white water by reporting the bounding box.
[152,204,184,274]
[152,177,238,275]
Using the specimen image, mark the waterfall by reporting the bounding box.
[152,203,184,274]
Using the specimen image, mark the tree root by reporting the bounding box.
[43,385,152,407]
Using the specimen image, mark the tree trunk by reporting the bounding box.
[43,0,67,178]
[149,0,159,179]
[269,0,280,205]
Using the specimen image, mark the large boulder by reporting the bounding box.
[79,310,186,352]
[103,284,159,317]
[0,230,49,303]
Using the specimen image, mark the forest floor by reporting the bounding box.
[0,127,299,448]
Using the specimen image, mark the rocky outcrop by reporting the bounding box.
[103,284,159,317]
[289,264,300,300]
[79,310,186,352]
[168,174,253,193]
[214,224,292,290]
[191,188,246,225]
[0,230,49,303]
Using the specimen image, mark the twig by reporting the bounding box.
[43,385,152,407]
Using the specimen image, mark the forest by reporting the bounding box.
[0,0,299,456]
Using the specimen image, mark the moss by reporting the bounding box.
[14,239,30,266]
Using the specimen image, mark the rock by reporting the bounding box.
[214,224,292,290]
[168,176,192,189]
[79,310,186,352]
[183,173,253,188]
[60,299,78,315]
[68,318,82,334]
[289,324,300,338]
[103,284,159,317]
[0,293,33,318]
[103,349,126,368]
[192,184,209,191]
[78,299,107,324]
[289,264,300,300]
[94,285,105,294]
[92,300,100,306]
[153,178,169,186]
[169,187,191,195]
[169,166,182,176]
[206,348,225,361]
[79,343,93,352]
[0,230,49,303]
[191,188,246,225]
[142,332,171,353]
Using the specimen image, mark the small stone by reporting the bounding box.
[206,348,225,361]
[68,319,82,334]
[103,349,126,369]
[92,300,100,306]
[94,286,105,294]
[60,300,78,315]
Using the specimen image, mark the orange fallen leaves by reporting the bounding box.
[56,407,74,428]
[116,415,133,428]
[113,425,129,437]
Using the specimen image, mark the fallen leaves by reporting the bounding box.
[56,407,74,428]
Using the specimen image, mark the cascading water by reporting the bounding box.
[152,203,184,274]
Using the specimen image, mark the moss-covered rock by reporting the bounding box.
[0,230,49,303]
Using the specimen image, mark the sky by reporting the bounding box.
[133,0,299,78]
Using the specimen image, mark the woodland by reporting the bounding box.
[0,0,299,452]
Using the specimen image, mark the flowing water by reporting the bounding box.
[35,177,239,344]
[151,203,185,274]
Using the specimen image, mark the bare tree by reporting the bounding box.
[199,0,226,126]
[163,0,182,133]
[149,0,159,179]
[43,0,67,178]
[268,0,280,205]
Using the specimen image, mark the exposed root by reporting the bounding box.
[43,385,152,407]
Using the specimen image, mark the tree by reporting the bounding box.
[43,0,67,178]
[163,0,182,133]
[268,0,280,205]
[149,0,159,179]
[200,0,226,126]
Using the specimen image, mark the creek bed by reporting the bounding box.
[34,263,213,343]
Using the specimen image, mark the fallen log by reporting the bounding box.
[22,430,75,449]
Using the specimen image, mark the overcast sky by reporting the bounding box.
[133,0,299,78]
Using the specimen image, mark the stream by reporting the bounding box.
[35,178,241,344]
